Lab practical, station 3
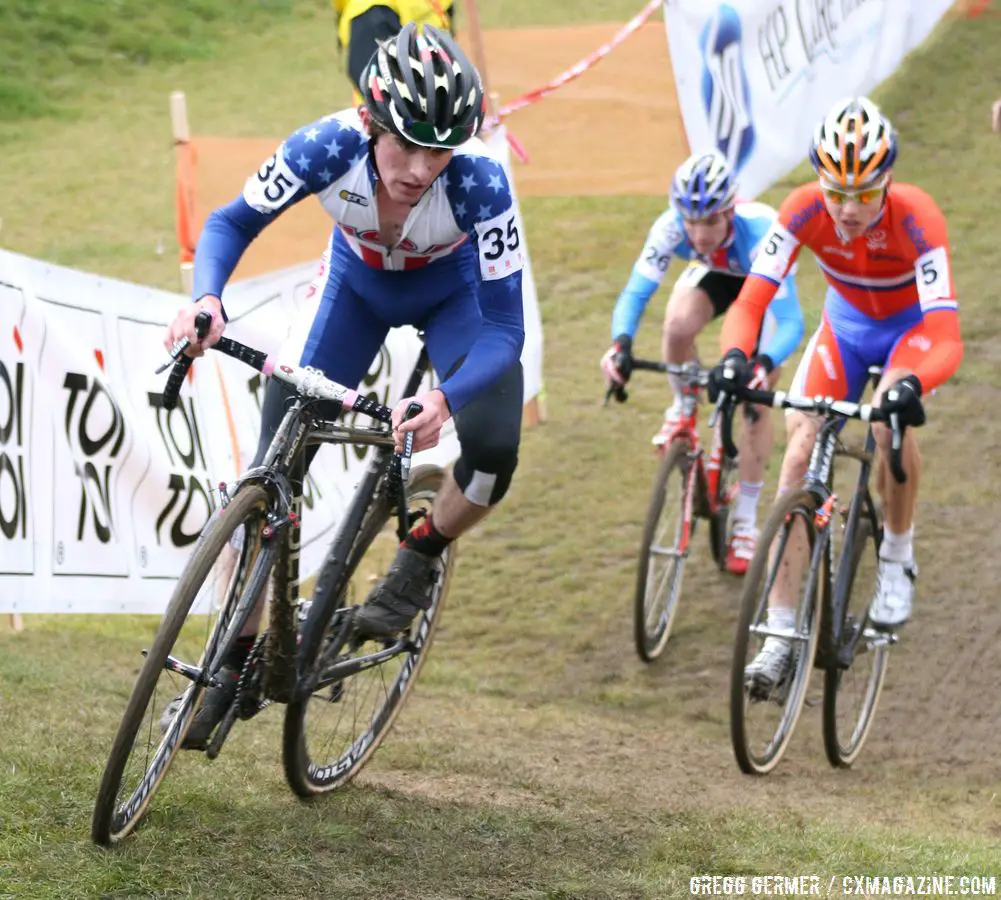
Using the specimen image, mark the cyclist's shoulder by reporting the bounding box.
[645,207,687,249]
[444,142,515,224]
[775,183,827,236]
[732,201,779,243]
[733,199,778,223]
[886,182,947,224]
[282,108,368,178]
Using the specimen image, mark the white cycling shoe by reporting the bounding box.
[868,559,917,629]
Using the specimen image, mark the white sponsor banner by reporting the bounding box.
[664,0,955,199]
[0,238,543,614]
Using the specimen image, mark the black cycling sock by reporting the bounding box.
[402,516,453,557]
[224,634,257,670]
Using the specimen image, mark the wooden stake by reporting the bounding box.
[171,91,196,294]
[8,614,23,632]
[170,90,190,143]
[462,0,499,120]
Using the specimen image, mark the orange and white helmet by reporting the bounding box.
[809,96,897,188]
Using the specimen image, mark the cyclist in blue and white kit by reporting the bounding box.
[600,152,804,574]
[163,24,524,746]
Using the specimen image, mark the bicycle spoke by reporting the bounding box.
[283,467,454,796]
[634,443,692,662]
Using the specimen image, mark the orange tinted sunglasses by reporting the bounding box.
[821,184,885,205]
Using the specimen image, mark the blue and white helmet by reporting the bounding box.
[670,151,737,219]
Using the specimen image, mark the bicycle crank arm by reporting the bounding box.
[143,649,220,688]
[205,701,239,760]
[316,637,408,685]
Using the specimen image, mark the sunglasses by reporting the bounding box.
[821,183,886,205]
[406,119,478,149]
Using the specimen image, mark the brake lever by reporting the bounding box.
[155,310,214,374]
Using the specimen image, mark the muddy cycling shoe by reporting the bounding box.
[353,547,439,640]
[159,666,240,750]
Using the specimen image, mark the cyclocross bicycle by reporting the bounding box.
[607,360,740,662]
[92,312,457,845]
[725,366,908,775]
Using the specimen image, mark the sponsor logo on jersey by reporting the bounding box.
[699,5,755,173]
[339,189,369,207]
[866,229,887,251]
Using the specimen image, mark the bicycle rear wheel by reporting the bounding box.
[822,492,888,767]
[633,440,694,662]
[91,484,270,845]
[730,489,823,775]
[282,466,455,797]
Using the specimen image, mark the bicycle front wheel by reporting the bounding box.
[282,465,455,797]
[730,489,823,775]
[823,493,888,767]
[633,440,694,662]
[91,484,271,845]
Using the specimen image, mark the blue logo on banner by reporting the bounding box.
[699,4,755,172]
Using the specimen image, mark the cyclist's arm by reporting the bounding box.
[438,158,526,413]
[346,6,402,92]
[757,271,804,368]
[610,210,681,340]
[193,117,361,308]
[721,218,803,357]
[907,242,963,390]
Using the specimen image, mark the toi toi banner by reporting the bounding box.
[0,241,541,615]
[663,0,955,198]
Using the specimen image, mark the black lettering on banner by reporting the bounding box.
[795,0,839,63]
[154,472,214,548]
[0,359,28,540]
[482,216,520,261]
[147,390,214,548]
[76,460,113,543]
[63,372,127,545]
[148,392,207,470]
[759,5,791,91]
[644,246,670,273]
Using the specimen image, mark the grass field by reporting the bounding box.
[4,2,1001,898]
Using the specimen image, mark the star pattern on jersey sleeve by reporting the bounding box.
[443,151,516,232]
[284,113,367,193]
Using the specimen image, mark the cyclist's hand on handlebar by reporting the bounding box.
[707,348,750,402]
[877,374,926,427]
[163,296,226,358]
[600,333,633,387]
[392,388,450,453]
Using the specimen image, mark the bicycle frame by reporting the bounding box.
[157,312,438,729]
[737,368,899,662]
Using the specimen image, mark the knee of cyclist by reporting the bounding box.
[454,440,519,507]
[663,315,697,352]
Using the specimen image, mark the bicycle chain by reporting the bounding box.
[235,633,272,720]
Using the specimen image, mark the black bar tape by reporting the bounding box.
[162,356,192,411]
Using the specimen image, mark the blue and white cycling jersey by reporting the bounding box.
[610,201,804,366]
[192,109,525,412]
